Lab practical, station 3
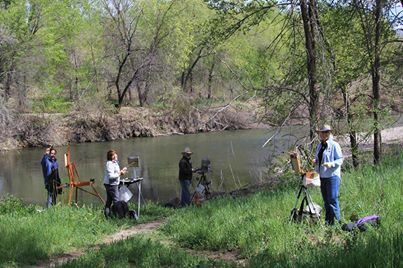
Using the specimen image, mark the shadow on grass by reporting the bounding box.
[60,236,238,268]
[249,228,402,268]
[0,227,48,266]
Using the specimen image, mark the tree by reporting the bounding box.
[102,0,186,107]
[205,0,327,141]
[321,4,368,168]
[353,0,400,164]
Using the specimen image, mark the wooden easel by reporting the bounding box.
[64,144,105,205]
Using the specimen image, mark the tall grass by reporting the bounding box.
[248,226,402,268]
[161,152,403,266]
[60,235,235,268]
[0,198,171,266]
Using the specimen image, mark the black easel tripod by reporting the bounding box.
[191,158,212,204]
[191,172,211,202]
[290,173,319,222]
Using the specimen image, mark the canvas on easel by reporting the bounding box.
[290,151,304,174]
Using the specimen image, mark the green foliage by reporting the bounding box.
[32,96,73,113]
[0,195,37,216]
[1,0,401,120]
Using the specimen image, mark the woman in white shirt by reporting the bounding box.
[103,150,127,217]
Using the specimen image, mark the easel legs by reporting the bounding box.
[67,185,105,206]
[290,185,319,222]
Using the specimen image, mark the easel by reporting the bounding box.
[289,151,319,222]
[123,156,143,217]
[191,172,211,205]
[191,158,212,205]
[64,144,104,205]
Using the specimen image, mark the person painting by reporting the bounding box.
[314,124,343,225]
[103,150,127,217]
[178,147,193,207]
[44,148,62,208]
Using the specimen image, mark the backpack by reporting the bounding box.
[111,201,138,220]
[342,215,381,232]
[111,201,129,219]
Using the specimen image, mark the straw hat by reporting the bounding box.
[182,147,192,155]
[316,124,332,132]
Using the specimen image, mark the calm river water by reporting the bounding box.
[2,114,401,207]
[0,127,308,206]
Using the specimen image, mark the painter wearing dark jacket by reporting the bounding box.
[45,148,62,208]
[179,147,193,206]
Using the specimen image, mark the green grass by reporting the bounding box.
[0,198,171,266]
[58,151,402,267]
[59,235,235,268]
[1,152,401,267]
[160,151,403,266]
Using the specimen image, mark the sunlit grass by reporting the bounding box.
[0,199,171,266]
[60,235,235,268]
[161,151,402,266]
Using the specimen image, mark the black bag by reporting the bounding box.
[342,215,381,232]
[127,209,138,220]
[49,169,62,194]
[111,201,129,219]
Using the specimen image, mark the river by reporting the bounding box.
[1,113,401,207]
[0,127,307,206]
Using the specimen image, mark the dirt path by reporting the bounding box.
[102,219,166,245]
[155,235,247,266]
[338,126,403,157]
[26,219,166,268]
[26,218,246,267]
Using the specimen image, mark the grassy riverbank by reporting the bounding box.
[60,150,402,267]
[0,200,171,266]
[161,151,402,267]
[0,151,401,267]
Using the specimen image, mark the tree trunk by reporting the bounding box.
[72,50,79,100]
[128,86,132,101]
[4,70,12,101]
[89,44,99,92]
[300,0,319,141]
[341,87,359,168]
[189,72,193,93]
[372,0,383,164]
[207,60,215,99]
[17,74,27,112]
[136,84,144,107]
[181,47,204,92]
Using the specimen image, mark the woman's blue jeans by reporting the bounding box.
[320,175,341,225]
[180,179,191,206]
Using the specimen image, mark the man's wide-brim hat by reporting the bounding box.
[182,147,192,155]
[316,124,332,132]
